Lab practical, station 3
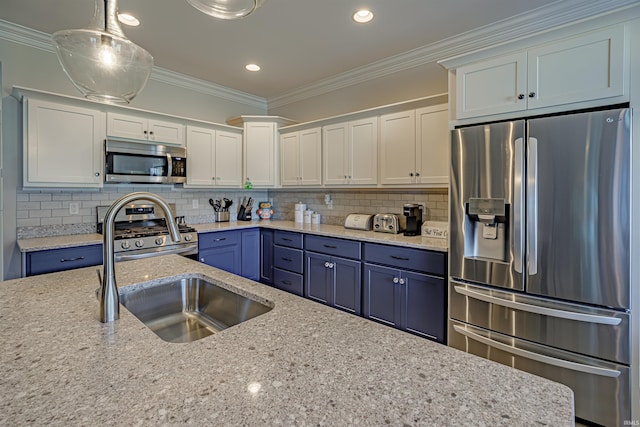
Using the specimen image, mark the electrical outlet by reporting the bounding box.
[69,202,79,215]
[192,199,199,209]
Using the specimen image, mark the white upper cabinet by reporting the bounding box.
[323,117,378,186]
[380,105,449,187]
[107,112,185,146]
[186,125,242,187]
[23,98,105,187]
[280,127,322,186]
[455,25,627,120]
[244,121,277,187]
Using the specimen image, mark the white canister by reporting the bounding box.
[311,213,321,224]
[294,210,304,223]
[295,202,307,211]
[304,210,313,223]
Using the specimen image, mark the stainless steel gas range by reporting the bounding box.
[97,202,198,260]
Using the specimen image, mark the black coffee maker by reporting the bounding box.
[403,203,423,236]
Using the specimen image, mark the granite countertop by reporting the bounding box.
[16,220,448,253]
[0,255,573,426]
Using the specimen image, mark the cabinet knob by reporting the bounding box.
[528,92,536,98]
[415,172,420,177]
[200,258,205,262]
[517,94,525,100]
[95,172,100,177]
[409,172,414,177]
[324,262,330,268]
[393,277,399,284]
[399,278,405,285]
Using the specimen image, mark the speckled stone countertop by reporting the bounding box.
[16,220,448,253]
[0,255,573,426]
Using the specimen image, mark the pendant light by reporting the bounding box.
[52,0,153,104]
[186,0,265,19]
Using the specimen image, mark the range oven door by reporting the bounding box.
[105,139,187,184]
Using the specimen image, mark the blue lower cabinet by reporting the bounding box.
[26,245,103,276]
[199,245,241,275]
[305,252,361,315]
[241,229,260,281]
[363,262,445,343]
[259,229,274,285]
[199,229,261,280]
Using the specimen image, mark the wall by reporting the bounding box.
[267,188,448,225]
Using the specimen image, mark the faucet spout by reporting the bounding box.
[99,192,181,323]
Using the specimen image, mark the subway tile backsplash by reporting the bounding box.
[16,186,448,238]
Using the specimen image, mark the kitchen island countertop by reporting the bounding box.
[0,255,573,426]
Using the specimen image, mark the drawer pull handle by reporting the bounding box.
[323,244,337,249]
[281,257,292,262]
[390,255,410,261]
[60,257,85,262]
[282,238,293,241]
[214,237,227,242]
[282,280,292,285]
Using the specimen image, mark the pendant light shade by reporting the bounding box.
[52,0,153,104]
[186,0,265,19]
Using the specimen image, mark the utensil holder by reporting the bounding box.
[214,211,230,222]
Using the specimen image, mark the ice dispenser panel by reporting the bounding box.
[464,198,509,262]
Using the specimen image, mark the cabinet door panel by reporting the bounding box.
[349,118,378,185]
[299,128,322,185]
[333,257,361,315]
[305,252,331,304]
[323,123,348,185]
[245,122,276,186]
[241,229,260,281]
[416,106,449,186]
[215,130,242,187]
[260,229,274,285]
[199,245,241,275]
[402,271,446,342]
[456,52,527,119]
[107,112,147,140]
[148,119,184,146]
[527,26,626,110]
[186,126,215,186]
[280,132,300,186]
[363,263,400,327]
[380,110,415,184]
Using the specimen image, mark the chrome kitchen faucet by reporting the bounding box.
[98,192,181,323]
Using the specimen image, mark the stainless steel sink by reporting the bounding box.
[119,277,272,343]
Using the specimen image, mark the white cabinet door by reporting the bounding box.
[245,122,277,187]
[299,127,322,185]
[147,119,185,146]
[186,125,215,186]
[107,112,184,145]
[380,110,416,185]
[349,117,378,185]
[24,98,104,187]
[323,123,349,185]
[280,132,300,186]
[455,51,527,119]
[527,26,626,110]
[416,105,449,186]
[214,130,242,187]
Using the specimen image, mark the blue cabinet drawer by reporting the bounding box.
[363,243,445,276]
[198,231,240,250]
[273,230,303,249]
[273,268,304,296]
[26,245,103,276]
[304,235,361,259]
[274,246,303,274]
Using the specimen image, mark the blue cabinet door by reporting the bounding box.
[305,252,332,304]
[333,256,361,315]
[402,271,446,342]
[260,229,274,284]
[199,245,241,275]
[26,245,103,276]
[241,229,260,281]
[363,263,401,328]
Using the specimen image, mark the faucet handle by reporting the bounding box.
[95,269,102,300]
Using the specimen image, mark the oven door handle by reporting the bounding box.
[452,324,621,378]
[115,243,197,261]
[451,281,622,326]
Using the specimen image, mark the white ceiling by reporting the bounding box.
[0,0,627,102]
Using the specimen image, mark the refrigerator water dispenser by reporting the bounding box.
[464,198,509,262]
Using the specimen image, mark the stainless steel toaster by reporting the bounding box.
[373,213,405,234]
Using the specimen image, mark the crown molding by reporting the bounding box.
[267,0,639,109]
[0,20,267,110]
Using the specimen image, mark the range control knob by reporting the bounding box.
[374,224,380,229]
[155,237,164,245]
[135,239,144,248]
[184,234,193,242]
[121,241,131,250]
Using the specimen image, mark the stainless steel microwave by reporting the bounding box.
[105,139,187,184]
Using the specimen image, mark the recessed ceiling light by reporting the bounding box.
[118,13,140,27]
[245,63,261,72]
[352,9,374,24]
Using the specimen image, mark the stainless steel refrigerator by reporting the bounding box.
[448,107,631,426]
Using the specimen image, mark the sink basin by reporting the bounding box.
[119,277,272,343]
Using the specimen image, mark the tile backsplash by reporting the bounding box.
[16,186,448,238]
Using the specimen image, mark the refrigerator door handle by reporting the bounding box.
[513,137,524,273]
[452,325,621,378]
[451,282,622,326]
[527,137,539,275]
